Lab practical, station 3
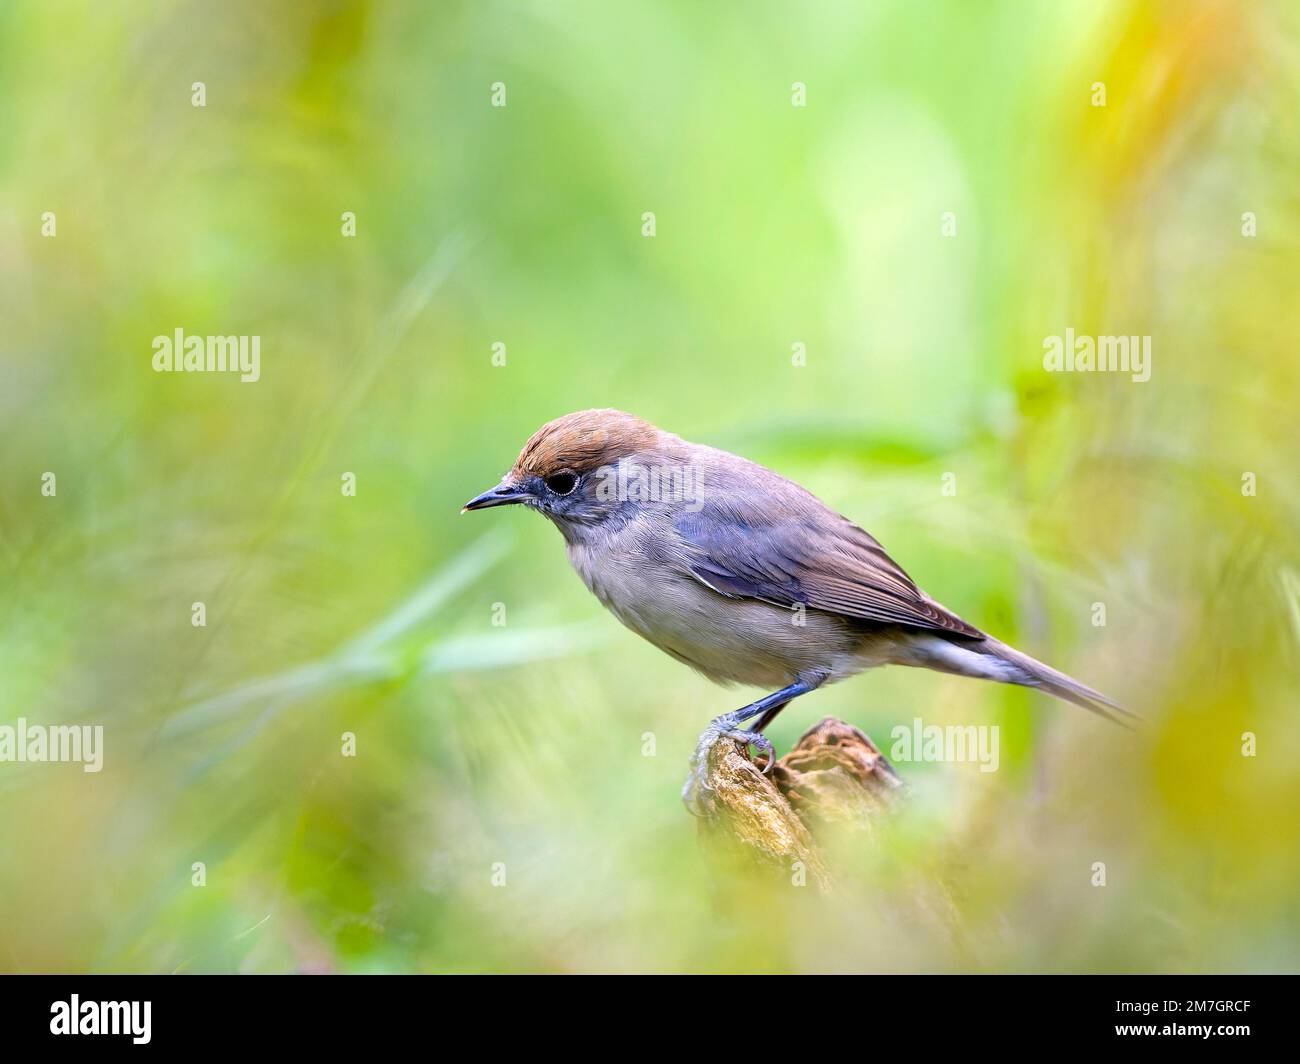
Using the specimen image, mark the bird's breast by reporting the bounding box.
[566,535,863,689]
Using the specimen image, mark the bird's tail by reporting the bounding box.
[905,633,1137,727]
[976,636,1137,727]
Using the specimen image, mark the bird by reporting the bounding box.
[463,409,1131,807]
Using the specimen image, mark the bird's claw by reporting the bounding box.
[725,727,776,774]
[681,719,778,816]
[681,774,713,818]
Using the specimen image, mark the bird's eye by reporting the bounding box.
[544,471,578,496]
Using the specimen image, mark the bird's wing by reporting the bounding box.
[673,499,982,637]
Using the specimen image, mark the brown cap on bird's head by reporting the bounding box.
[463,409,667,512]
[511,408,662,480]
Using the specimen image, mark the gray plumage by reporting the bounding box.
[464,409,1130,728]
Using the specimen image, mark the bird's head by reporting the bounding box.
[463,409,683,539]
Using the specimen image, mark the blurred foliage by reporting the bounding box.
[1,0,1298,973]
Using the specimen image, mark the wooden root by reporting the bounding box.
[691,716,905,890]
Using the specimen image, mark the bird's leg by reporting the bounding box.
[682,674,825,816]
[710,677,823,769]
[749,702,788,735]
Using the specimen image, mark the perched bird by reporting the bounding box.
[464,409,1130,803]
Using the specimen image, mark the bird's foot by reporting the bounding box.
[681,717,777,817]
[733,726,777,773]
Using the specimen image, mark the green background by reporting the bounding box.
[1,0,1297,972]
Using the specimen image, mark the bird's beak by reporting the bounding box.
[462,479,530,513]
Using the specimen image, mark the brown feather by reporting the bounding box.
[512,409,665,479]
